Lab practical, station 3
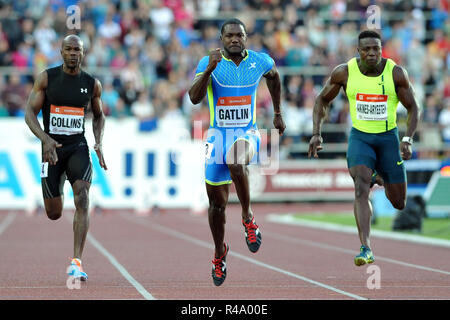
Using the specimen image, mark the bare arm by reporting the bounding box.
[188,72,212,105]
[393,65,420,160]
[188,48,221,104]
[25,71,49,142]
[25,71,62,165]
[91,78,107,170]
[312,64,347,136]
[264,65,285,135]
[308,64,347,158]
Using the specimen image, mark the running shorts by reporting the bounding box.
[347,127,406,184]
[205,127,260,185]
[41,140,92,198]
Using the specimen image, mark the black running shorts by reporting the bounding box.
[41,141,92,199]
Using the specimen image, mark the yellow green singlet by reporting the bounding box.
[346,57,399,133]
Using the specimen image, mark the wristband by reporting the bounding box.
[402,136,413,145]
[94,143,102,150]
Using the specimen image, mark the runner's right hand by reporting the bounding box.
[42,136,62,165]
[206,48,222,72]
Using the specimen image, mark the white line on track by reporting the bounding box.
[120,213,367,300]
[266,214,450,275]
[263,228,450,275]
[176,212,450,275]
[64,214,155,300]
[268,214,450,248]
[0,212,16,237]
[86,234,156,300]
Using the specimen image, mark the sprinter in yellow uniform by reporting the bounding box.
[308,30,419,266]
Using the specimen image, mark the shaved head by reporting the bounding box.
[62,34,83,49]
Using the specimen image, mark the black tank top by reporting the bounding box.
[43,65,95,145]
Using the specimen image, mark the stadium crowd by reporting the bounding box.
[0,0,448,159]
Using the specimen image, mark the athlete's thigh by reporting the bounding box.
[347,128,376,171]
[65,144,93,186]
[384,181,407,208]
[225,128,260,165]
[205,133,232,186]
[43,196,64,218]
[41,148,66,217]
[226,139,252,165]
[41,148,67,200]
[374,129,406,184]
[206,182,230,207]
[348,164,373,185]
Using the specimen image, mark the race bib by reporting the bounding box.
[40,162,48,178]
[49,105,84,135]
[355,93,388,121]
[205,142,213,159]
[216,96,251,127]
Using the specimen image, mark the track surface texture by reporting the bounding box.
[0,203,449,301]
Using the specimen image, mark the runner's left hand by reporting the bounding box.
[273,114,286,135]
[400,141,412,160]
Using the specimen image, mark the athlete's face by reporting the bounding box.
[61,38,84,69]
[221,24,247,56]
[358,37,382,68]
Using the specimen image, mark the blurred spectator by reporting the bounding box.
[149,0,174,43]
[33,18,57,58]
[1,74,27,116]
[98,13,122,43]
[102,81,120,116]
[110,97,130,119]
[197,0,220,17]
[0,0,448,160]
[283,99,303,138]
[131,91,155,121]
[285,29,313,67]
[119,79,140,110]
[423,94,441,124]
[439,99,450,144]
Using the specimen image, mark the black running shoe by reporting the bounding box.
[243,216,262,253]
[211,243,229,286]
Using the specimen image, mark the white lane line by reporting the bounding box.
[86,234,156,300]
[64,214,155,300]
[176,213,450,275]
[0,212,16,237]
[120,213,367,300]
[263,228,450,276]
[268,214,450,248]
[266,214,450,275]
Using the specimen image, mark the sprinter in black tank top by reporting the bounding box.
[25,35,107,282]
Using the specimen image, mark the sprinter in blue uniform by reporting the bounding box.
[189,19,285,286]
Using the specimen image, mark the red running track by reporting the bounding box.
[0,203,449,300]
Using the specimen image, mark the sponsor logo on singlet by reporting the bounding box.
[216,95,251,127]
[49,105,84,135]
[355,93,388,121]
